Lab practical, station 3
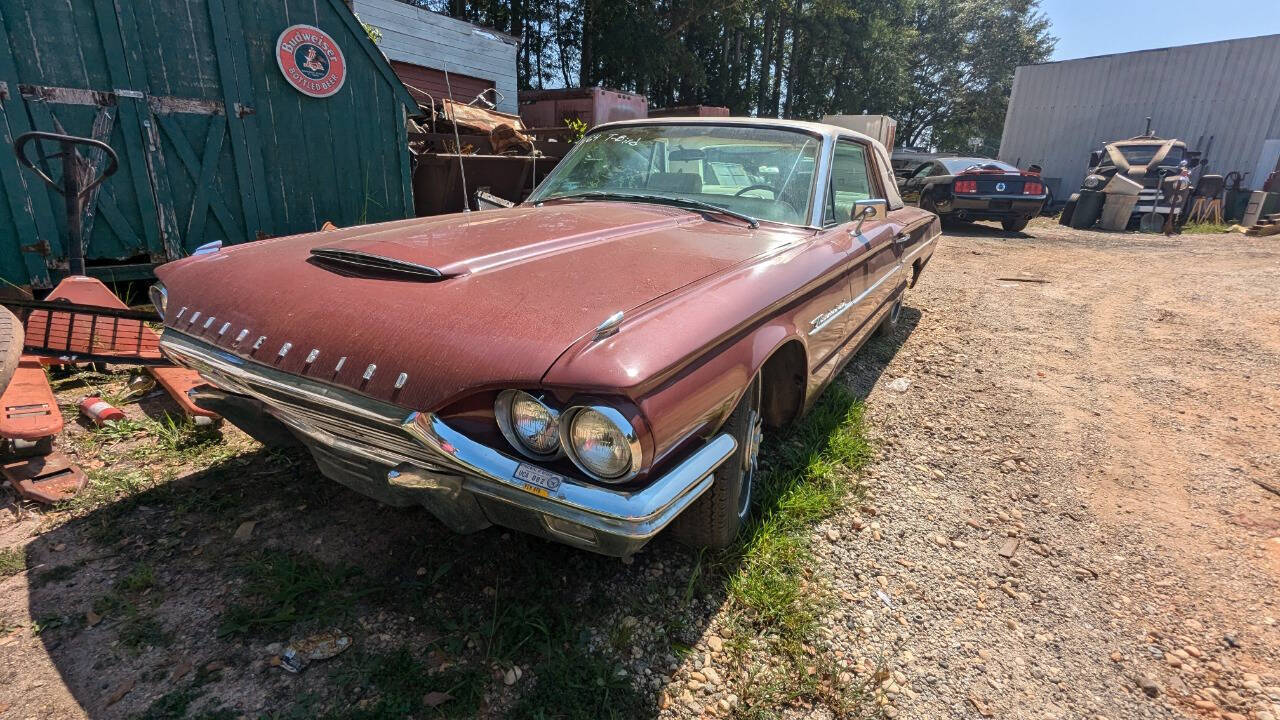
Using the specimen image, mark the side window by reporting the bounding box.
[910,162,934,180]
[824,141,877,225]
[929,163,948,177]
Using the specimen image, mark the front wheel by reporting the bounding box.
[670,375,763,549]
[1002,216,1031,232]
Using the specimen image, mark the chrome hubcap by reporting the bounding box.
[739,408,763,519]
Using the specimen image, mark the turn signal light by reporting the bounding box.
[954,180,978,193]
[1023,181,1044,195]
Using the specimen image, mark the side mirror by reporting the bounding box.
[851,199,887,235]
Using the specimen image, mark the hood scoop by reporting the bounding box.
[308,248,451,282]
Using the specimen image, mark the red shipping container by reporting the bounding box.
[519,87,648,129]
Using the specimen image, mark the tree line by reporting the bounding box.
[405,0,1054,153]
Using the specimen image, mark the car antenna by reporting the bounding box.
[444,69,470,212]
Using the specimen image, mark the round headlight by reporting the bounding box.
[495,390,560,459]
[1083,174,1104,190]
[564,406,640,482]
[148,282,167,316]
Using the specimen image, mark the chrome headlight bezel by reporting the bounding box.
[495,389,563,460]
[148,282,168,316]
[559,405,642,484]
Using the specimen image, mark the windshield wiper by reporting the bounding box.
[552,191,759,229]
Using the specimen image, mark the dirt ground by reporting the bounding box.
[1,218,1278,719]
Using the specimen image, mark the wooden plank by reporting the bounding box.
[79,105,118,244]
[218,0,272,239]
[95,192,143,243]
[91,0,165,259]
[396,102,412,217]
[206,0,262,240]
[115,0,186,260]
[187,118,231,242]
[154,114,236,239]
[0,8,56,287]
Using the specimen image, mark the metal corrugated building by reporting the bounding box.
[351,0,519,114]
[998,34,1280,199]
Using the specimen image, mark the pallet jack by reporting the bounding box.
[1,131,219,504]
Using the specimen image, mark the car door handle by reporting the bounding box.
[893,232,911,245]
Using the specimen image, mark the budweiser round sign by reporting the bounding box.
[275,24,347,98]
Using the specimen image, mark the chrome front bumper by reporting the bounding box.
[159,331,735,556]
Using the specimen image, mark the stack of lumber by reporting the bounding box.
[1246,212,1280,237]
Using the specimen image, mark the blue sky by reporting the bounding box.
[1039,0,1280,61]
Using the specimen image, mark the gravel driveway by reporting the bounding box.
[812,219,1280,719]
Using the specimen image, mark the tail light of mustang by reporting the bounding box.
[1023,181,1044,195]
[954,179,978,193]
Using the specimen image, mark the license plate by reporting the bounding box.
[513,463,564,495]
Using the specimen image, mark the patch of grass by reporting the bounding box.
[121,563,156,592]
[507,646,649,720]
[327,649,486,719]
[89,563,172,651]
[219,550,371,637]
[720,383,872,711]
[1181,220,1231,235]
[0,547,23,576]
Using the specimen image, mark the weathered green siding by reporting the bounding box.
[0,0,414,288]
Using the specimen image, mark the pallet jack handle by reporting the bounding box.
[13,131,119,277]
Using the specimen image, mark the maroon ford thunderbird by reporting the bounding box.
[151,118,939,556]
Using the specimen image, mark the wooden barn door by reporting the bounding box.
[0,0,270,287]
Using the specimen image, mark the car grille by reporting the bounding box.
[241,380,448,470]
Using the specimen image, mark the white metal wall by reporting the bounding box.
[998,34,1280,195]
[351,0,519,113]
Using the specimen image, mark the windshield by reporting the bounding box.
[1107,144,1185,167]
[939,158,1018,174]
[529,124,821,226]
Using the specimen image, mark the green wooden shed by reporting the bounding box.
[0,0,416,289]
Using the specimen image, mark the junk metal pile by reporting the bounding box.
[406,89,572,216]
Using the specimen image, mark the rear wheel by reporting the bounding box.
[877,286,905,337]
[670,375,763,549]
[0,306,23,394]
[1002,216,1031,232]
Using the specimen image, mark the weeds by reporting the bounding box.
[328,649,486,719]
[219,551,371,637]
[1181,220,1231,234]
[721,383,872,711]
[0,547,22,576]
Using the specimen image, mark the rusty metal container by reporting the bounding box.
[648,105,730,118]
[518,87,647,129]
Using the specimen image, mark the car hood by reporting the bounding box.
[156,202,775,411]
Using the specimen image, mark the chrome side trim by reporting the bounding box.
[158,331,735,540]
[903,235,936,263]
[808,263,900,336]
